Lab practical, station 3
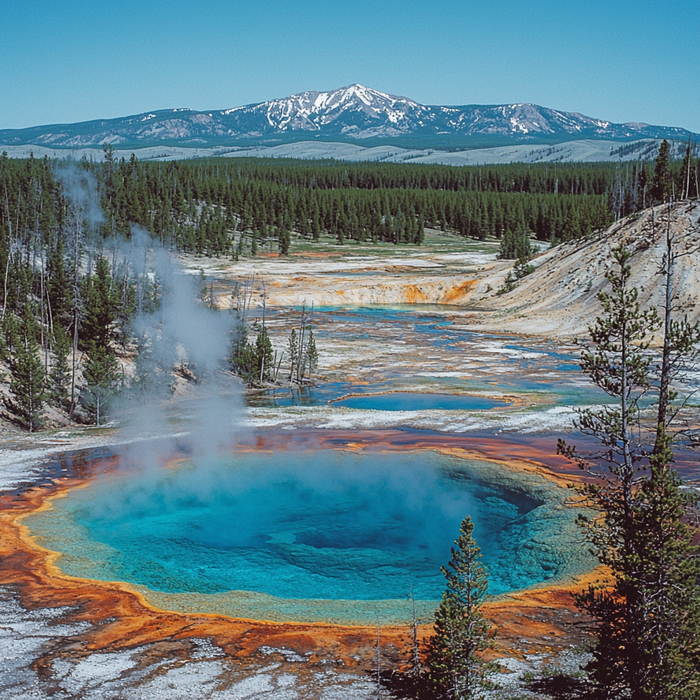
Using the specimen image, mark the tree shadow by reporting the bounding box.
[375,669,428,699]
[526,673,591,699]
[378,666,593,699]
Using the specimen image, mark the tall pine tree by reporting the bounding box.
[83,344,118,425]
[559,242,700,699]
[424,516,495,699]
[652,139,672,202]
[8,314,46,432]
[48,324,71,408]
[80,256,117,353]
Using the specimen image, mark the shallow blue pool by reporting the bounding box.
[333,392,510,411]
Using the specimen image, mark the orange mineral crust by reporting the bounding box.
[0,434,596,663]
[246,428,592,482]
[1,479,403,663]
[481,570,605,658]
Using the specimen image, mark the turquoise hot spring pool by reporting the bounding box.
[25,449,588,625]
[331,393,510,411]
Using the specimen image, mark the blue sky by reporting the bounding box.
[1,0,699,132]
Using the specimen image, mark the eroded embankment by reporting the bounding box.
[0,432,597,668]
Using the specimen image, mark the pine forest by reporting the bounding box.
[0,148,697,429]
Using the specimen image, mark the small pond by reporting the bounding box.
[332,392,510,411]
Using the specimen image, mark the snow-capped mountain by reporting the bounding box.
[0,84,695,148]
[223,84,426,136]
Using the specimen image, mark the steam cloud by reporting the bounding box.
[56,160,247,469]
[112,229,248,468]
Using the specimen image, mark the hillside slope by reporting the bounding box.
[472,201,700,338]
[0,137,686,165]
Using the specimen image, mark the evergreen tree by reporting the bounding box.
[632,450,700,698]
[680,139,696,200]
[562,206,582,240]
[2,311,20,354]
[46,237,72,327]
[287,327,299,381]
[8,319,46,432]
[229,324,257,383]
[305,328,318,380]
[424,516,494,699]
[278,226,291,255]
[77,256,120,424]
[254,323,273,383]
[652,139,672,202]
[80,256,117,353]
[558,243,700,699]
[639,214,700,696]
[497,228,533,262]
[82,344,119,425]
[48,324,71,407]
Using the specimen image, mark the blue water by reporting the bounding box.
[27,451,573,603]
[332,392,509,411]
[248,305,605,409]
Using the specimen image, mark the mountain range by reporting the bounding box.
[1,84,696,150]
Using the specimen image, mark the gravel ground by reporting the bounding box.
[0,586,386,699]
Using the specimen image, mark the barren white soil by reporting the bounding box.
[184,200,700,341]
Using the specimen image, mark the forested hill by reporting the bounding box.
[0,148,697,430]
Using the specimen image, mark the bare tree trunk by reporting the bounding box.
[259,279,267,384]
[654,203,676,444]
[296,305,306,383]
[408,584,421,676]
[2,250,10,320]
[70,318,79,416]
[2,183,13,319]
[46,282,54,336]
[69,202,83,417]
[40,244,48,375]
[274,350,284,383]
[375,620,382,698]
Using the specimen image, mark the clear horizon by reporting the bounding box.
[1,0,699,133]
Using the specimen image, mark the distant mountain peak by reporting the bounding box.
[0,85,696,149]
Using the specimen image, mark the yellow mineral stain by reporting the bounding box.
[441,280,476,303]
[404,285,426,303]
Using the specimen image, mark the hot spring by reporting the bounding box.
[332,393,510,411]
[25,449,589,625]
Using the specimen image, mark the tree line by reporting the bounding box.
[0,155,141,429]
[96,153,616,253]
[70,144,698,254]
[1,145,697,428]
